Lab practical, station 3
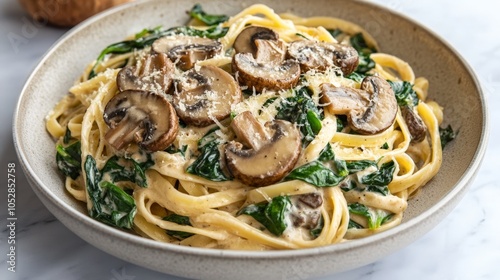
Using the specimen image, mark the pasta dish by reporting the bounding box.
[46,4,453,250]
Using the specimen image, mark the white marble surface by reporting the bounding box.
[1,0,499,279]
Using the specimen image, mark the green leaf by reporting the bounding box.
[318,143,335,162]
[98,181,137,229]
[349,33,376,75]
[56,141,82,180]
[327,28,343,39]
[187,128,230,181]
[345,71,366,83]
[350,33,377,54]
[365,185,389,196]
[285,161,345,187]
[101,155,154,188]
[88,25,228,79]
[238,196,291,236]
[336,116,346,132]
[307,110,322,135]
[439,125,457,149]
[340,180,358,192]
[63,128,72,144]
[84,155,137,229]
[345,160,377,174]
[360,161,396,187]
[276,86,323,146]
[189,4,229,26]
[165,145,188,157]
[387,80,419,107]
[163,214,194,240]
[348,203,390,230]
[380,142,389,150]
[348,219,363,229]
[355,51,375,74]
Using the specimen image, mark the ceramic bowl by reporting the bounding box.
[13,0,488,279]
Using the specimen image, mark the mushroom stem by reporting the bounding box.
[225,111,302,187]
[320,76,397,135]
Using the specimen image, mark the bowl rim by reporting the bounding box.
[13,0,489,260]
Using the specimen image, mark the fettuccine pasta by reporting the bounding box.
[46,4,446,250]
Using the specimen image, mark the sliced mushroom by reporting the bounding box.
[290,193,323,230]
[321,76,397,134]
[152,35,222,71]
[401,105,427,142]
[224,111,301,187]
[116,53,174,94]
[172,65,242,126]
[233,26,279,57]
[287,40,359,75]
[103,90,179,152]
[232,26,299,92]
[232,53,300,92]
[298,193,323,209]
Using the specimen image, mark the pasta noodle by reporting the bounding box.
[46,4,445,250]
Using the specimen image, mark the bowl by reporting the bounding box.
[13,0,488,278]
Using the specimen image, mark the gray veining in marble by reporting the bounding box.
[1,0,499,279]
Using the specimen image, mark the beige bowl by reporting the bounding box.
[13,0,488,278]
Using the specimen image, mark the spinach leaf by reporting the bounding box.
[188,4,228,26]
[336,116,346,132]
[285,161,345,187]
[163,214,194,240]
[345,160,377,174]
[348,219,363,229]
[88,25,228,79]
[345,71,366,83]
[307,110,323,135]
[348,203,391,230]
[365,185,389,196]
[63,128,72,144]
[169,25,229,39]
[334,159,349,177]
[360,161,396,186]
[276,86,323,146]
[355,51,375,74]
[101,155,154,188]
[387,80,419,107]
[439,125,457,149]
[318,143,335,162]
[327,28,343,39]
[134,26,163,39]
[84,155,136,229]
[349,33,376,75]
[381,142,389,150]
[238,196,291,236]
[340,180,358,192]
[165,145,188,157]
[187,128,230,181]
[350,33,377,54]
[56,141,82,180]
[318,143,348,176]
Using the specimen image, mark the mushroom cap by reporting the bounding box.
[232,52,300,92]
[103,90,179,152]
[152,35,222,71]
[116,53,174,94]
[401,105,427,142]
[225,112,301,187]
[321,76,397,134]
[287,40,359,75]
[233,26,279,57]
[172,65,242,127]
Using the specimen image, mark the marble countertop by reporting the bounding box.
[1,0,498,279]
